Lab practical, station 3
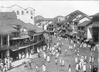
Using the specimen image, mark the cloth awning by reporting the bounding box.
[11,35,30,40]
[78,21,91,27]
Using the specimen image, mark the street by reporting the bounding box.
[7,36,98,72]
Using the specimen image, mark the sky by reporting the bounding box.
[0,1,99,18]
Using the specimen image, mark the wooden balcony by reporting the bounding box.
[10,38,45,51]
[0,38,45,51]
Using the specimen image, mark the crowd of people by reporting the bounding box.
[0,47,35,72]
[0,32,98,72]
[33,34,98,72]
[0,57,12,72]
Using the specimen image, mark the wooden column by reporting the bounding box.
[8,34,10,47]
[1,35,2,46]
[7,34,10,57]
[0,35,3,59]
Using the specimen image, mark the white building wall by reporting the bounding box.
[0,5,35,25]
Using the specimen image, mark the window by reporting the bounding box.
[16,11,19,15]
[26,11,28,13]
[21,11,24,15]
[31,11,33,15]
[31,16,33,19]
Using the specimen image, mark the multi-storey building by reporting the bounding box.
[0,12,45,69]
[0,5,35,25]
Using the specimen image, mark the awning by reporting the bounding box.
[78,21,91,27]
[11,35,30,40]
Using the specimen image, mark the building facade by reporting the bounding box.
[0,12,46,70]
[0,5,35,25]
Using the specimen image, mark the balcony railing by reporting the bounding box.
[10,38,45,51]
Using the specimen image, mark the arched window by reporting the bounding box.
[31,16,33,19]
[31,11,33,15]
[26,11,28,13]
[16,10,19,15]
[21,11,24,15]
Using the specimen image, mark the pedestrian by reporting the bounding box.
[75,63,79,72]
[75,57,78,64]
[46,55,50,63]
[82,62,86,72]
[93,65,98,72]
[43,52,47,60]
[55,58,58,65]
[61,59,65,66]
[36,65,38,72]
[79,61,82,70]
[68,64,72,72]
[42,64,46,72]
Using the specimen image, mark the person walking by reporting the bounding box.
[68,64,72,72]
[82,62,86,72]
[46,55,50,63]
[75,57,78,64]
[42,64,46,72]
[61,59,65,66]
[75,63,79,72]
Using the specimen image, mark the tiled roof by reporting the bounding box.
[0,12,17,20]
[0,12,43,34]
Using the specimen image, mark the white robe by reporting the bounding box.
[42,65,46,72]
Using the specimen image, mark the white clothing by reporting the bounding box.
[42,65,46,72]
[26,53,29,58]
[61,60,65,66]
[82,64,86,71]
[80,57,84,63]
[79,62,82,69]
[47,56,50,62]
[69,46,73,49]
[83,43,87,48]
[43,47,46,51]
[74,44,76,47]
[43,52,46,59]
[76,64,79,70]
[56,53,59,58]
[75,57,78,63]
[68,68,71,72]
[37,48,40,53]
[59,59,62,64]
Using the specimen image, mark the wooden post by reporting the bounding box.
[1,35,2,46]
[8,34,10,47]
[0,35,3,59]
[7,34,10,57]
